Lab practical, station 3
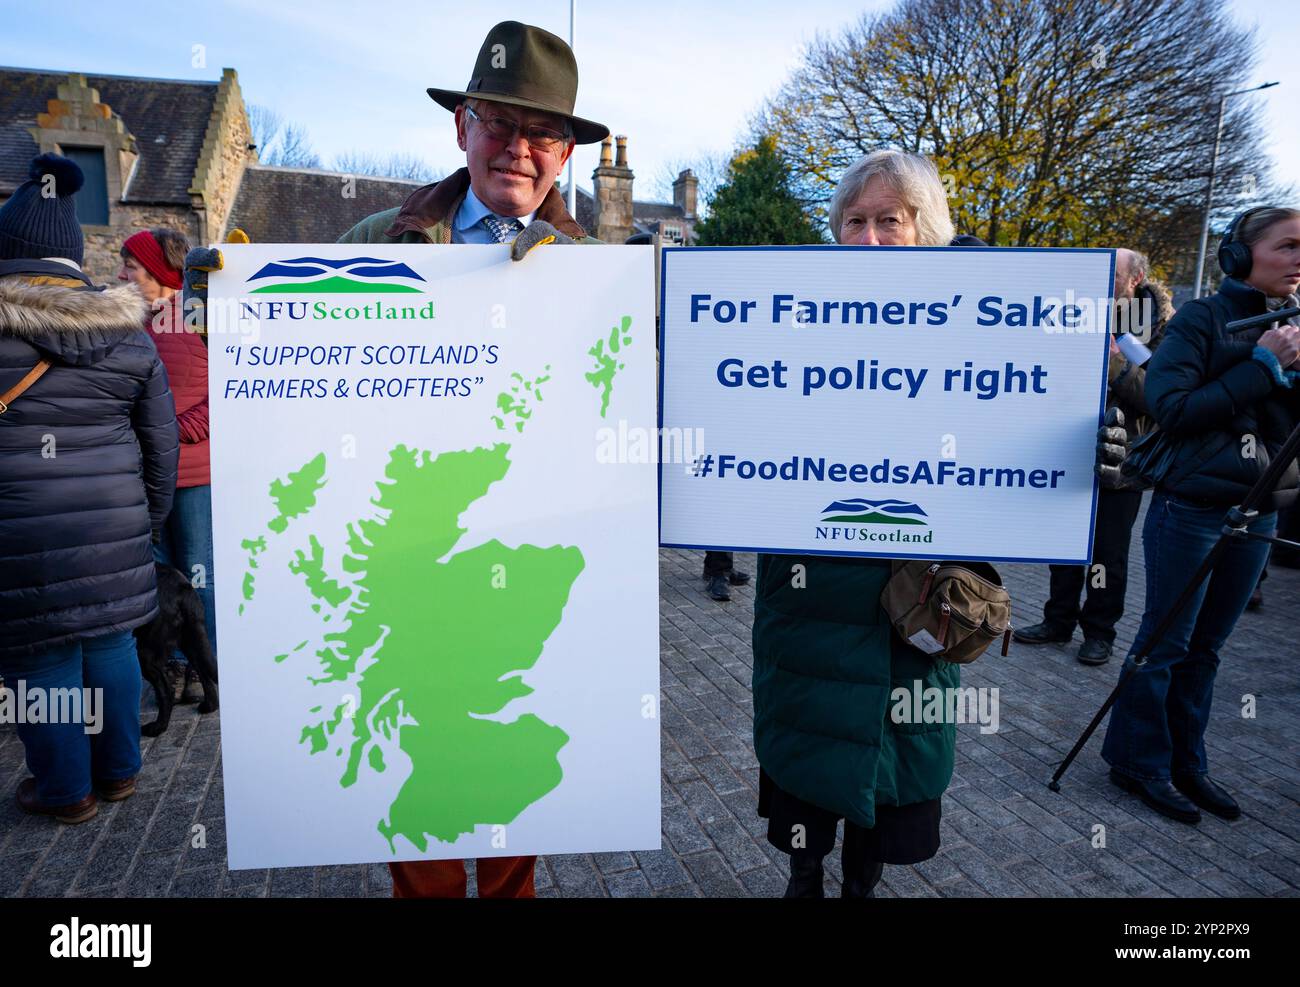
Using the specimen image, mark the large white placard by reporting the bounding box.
[658,246,1113,563]
[208,243,659,867]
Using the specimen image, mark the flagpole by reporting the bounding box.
[566,0,577,218]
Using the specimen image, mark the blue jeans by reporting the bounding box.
[1102,491,1275,782]
[154,484,216,659]
[0,631,143,805]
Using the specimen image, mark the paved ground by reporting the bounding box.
[2,500,1297,897]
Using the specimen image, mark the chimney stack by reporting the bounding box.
[672,168,698,221]
[592,133,635,244]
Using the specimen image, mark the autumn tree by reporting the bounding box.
[694,136,826,246]
[758,0,1279,283]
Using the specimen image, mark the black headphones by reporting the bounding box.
[1218,207,1265,280]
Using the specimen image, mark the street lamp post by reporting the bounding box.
[1194,81,1278,299]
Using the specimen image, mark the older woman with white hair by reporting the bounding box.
[829,149,957,248]
[751,149,970,898]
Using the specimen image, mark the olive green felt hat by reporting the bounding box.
[427,20,609,145]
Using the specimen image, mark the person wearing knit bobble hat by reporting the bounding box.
[119,228,214,702]
[0,153,178,824]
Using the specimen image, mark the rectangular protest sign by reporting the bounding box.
[207,243,659,868]
[658,246,1114,564]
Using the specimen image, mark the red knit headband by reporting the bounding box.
[123,230,183,290]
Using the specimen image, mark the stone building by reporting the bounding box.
[0,66,435,282]
[0,66,695,283]
[576,134,698,245]
[0,67,256,283]
[223,166,426,244]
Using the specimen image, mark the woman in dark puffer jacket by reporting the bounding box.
[0,155,178,824]
[1102,207,1300,825]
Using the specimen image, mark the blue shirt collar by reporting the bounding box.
[455,185,535,234]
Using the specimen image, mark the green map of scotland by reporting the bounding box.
[245,321,630,852]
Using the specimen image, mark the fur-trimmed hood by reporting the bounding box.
[0,275,149,366]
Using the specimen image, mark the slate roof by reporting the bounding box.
[570,186,688,236]
[633,200,688,222]
[226,165,426,243]
[0,67,219,202]
[574,186,596,232]
[574,184,598,231]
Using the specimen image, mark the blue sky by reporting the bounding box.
[2,0,1295,206]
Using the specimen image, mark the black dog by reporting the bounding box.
[134,563,219,736]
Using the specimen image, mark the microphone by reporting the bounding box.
[1226,307,1300,332]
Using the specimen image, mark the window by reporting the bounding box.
[60,146,109,225]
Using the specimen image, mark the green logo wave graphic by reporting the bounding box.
[250,275,422,294]
[821,511,928,524]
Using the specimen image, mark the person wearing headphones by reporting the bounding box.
[1101,207,1300,824]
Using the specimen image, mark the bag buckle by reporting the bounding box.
[918,563,941,604]
[937,600,951,648]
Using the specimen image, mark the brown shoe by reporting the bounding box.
[96,777,136,802]
[16,778,98,824]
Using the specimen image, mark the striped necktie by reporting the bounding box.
[483,215,524,244]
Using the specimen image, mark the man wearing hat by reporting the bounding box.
[337,21,607,898]
[339,19,607,253]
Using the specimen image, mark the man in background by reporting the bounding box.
[1015,248,1170,664]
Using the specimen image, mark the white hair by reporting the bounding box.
[829,150,955,246]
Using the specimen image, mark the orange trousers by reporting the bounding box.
[389,856,536,898]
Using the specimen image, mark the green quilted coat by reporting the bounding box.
[752,553,960,829]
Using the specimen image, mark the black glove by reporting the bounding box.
[510,220,575,261]
[1095,406,1128,485]
[182,229,248,334]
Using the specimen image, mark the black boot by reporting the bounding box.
[1077,638,1112,665]
[1172,774,1241,820]
[727,569,751,586]
[1110,769,1201,824]
[1013,620,1074,645]
[706,574,731,601]
[842,859,883,898]
[840,831,884,898]
[782,854,825,898]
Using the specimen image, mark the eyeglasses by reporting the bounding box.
[465,104,571,152]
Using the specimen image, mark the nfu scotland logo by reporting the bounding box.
[815,498,934,544]
[246,257,427,294]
